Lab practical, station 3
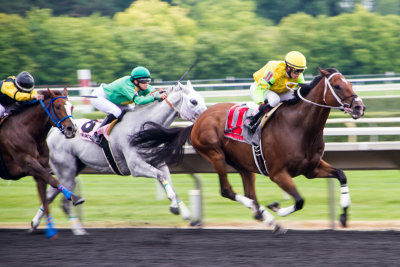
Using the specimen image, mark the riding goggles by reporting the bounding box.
[291,68,305,74]
[137,78,151,84]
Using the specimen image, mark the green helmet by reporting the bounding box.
[131,66,151,79]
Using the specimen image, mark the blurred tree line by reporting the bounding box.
[0,0,399,84]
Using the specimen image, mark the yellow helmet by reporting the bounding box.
[285,51,307,70]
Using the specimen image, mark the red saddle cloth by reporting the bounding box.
[224,104,250,141]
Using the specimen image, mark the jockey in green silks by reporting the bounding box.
[90,66,167,144]
[248,51,307,132]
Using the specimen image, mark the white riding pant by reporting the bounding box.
[250,82,295,107]
[91,84,132,118]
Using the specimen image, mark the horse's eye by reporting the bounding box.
[334,85,341,90]
[190,99,198,106]
[55,105,61,110]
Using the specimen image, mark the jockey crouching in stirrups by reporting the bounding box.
[90,66,167,144]
[248,51,307,132]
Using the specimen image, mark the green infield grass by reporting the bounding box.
[1,170,399,228]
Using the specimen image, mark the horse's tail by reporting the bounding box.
[129,121,194,168]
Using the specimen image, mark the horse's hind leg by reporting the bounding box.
[305,160,350,227]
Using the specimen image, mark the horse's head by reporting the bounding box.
[43,88,77,138]
[168,81,207,122]
[320,69,365,119]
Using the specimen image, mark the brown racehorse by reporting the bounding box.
[130,68,365,234]
[0,88,83,238]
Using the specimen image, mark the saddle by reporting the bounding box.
[224,103,281,144]
[79,118,123,175]
[79,119,119,143]
[224,103,282,176]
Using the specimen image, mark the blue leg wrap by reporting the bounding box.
[45,215,58,238]
[58,184,72,200]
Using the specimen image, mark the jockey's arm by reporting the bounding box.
[253,76,275,105]
[1,82,38,101]
[133,94,156,105]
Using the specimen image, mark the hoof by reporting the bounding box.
[339,213,347,227]
[45,228,59,239]
[29,221,38,234]
[272,224,287,236]
[254,211,263,221]
[170,206,180,215]
[72,228,89,236]
[71,195,85,206]
[190,220,202,227]
[267,202,280,212]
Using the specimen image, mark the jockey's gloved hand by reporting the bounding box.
[259,103,269,113]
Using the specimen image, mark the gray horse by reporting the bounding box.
[30,81,207,235]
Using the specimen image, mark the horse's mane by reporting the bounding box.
[283,68,339,105]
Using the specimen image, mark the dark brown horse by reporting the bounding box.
[130,68,365,233]
[0,88,83,238]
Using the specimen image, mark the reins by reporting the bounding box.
[151,86,195,122]
[39,96,72,133]
[296,72,357,111]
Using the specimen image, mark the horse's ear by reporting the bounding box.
[47,88,55,98]
[177,81,183,90]
[63,87,68,97]
[319,68,330,77]
[186,80,193,89]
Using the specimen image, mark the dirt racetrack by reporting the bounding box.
[1,228,399,266]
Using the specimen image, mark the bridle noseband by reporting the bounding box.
[39,96,72,133]
[297,72,358,111]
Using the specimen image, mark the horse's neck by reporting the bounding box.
[9,104,50,139]
[295,79,331,135]
[125,96,179,128]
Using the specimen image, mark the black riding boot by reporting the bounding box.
[91,113,117,144]
[248,103,271,133]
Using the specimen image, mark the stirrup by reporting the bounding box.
[249,121,260,133]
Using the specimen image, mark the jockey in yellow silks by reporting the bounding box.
[0,71,44,118]
[248,51,307,132]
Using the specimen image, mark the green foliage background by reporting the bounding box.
[0,1,399,84]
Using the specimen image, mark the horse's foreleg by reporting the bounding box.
[237,170,285,233]
[306,160,350,227]
[33,177,58,238]
[269,170,304,217]
[159,165,190,221]
[129,161,182,218]
[25,157,85,206]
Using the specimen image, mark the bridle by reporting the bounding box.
[150,87,194,122]
[39,96,73,134]
[296,72,358,111]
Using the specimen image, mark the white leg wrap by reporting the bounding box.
[340,185,351,208]
[235,194,258,213]
[259,206,275,226]
[178,200,191,221]
[31,206,45,228]
[161,179,176,201]
[69,217,88,235]
[277,205,295,217]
